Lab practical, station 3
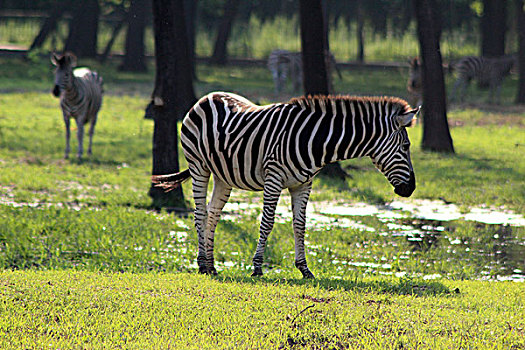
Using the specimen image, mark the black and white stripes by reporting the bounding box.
[154,91,418,278]
[51,52,103,159]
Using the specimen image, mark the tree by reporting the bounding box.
[29,1,69,52]
[299,0,348,180]
[516,0,525,103]
[120,0,149,72]
[480,0,507,57]
[414,0,454,153]
[64,0,100,58]
[184,0,198,79]
[210,0,240,65]
[299,0,330,95]
[149,0,196,208]
[356,0,365,62]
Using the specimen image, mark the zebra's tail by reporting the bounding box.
[151,169,191,192]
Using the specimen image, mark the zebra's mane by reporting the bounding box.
[288,95,412,113]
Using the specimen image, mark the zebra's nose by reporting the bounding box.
[52,85,60,97]
[394,172,415,197]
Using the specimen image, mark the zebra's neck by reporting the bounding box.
[64,77,80,102]
[288,96,401,170]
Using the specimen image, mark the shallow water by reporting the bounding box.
[222,197,525,281]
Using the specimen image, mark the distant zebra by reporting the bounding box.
[450,55,516,103]
[152,92,418,279]
[51,52,103,159]
[267,50,342,93]
[407,57,422,108]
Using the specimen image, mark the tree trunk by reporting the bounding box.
[299,0,330,95]
[29,2,68,51]
[481,0,507,57]
[183,0,197,79]
[149,0,197,209]
[300,0,348,180]
[100,19,125,63]
[414,0,454,153]
[356,0,365,62]
[120,0,149,72]
[516,0,525,103]
[64,0,99,58]
[210,0,240,65]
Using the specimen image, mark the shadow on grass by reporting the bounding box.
[213,274,454,297]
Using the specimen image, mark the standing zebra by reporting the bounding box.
[153,92,418,278]
[51,52,103,159]
[450,55,516,104]
[267,49,342,93]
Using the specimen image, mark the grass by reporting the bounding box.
[1,271,524,349]
[0,15,481,62]
[0,57,524,348]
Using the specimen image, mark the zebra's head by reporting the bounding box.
[369,105,419,198]
[51,52,77,97]
[407,57,422,92]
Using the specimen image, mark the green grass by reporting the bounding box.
[0,57,524,348]
[1,271,524,349]
[0,15,481,62]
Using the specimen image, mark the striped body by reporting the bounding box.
[52,52,103,159]
[167,92,417,278]
[267,49,341,94]
[451,55,515,103]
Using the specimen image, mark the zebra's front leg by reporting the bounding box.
[203,178,232,275]
[190,170,210,274]
[87,117,97,156]
[290,182,314,279]
[76,118,85,159]
[63,115,71,159]
[252,175,283,277]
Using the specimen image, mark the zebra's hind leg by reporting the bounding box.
[87,116,97,156]
[289,182,314,279]
[252,174,283,277]
[190,168,211,274]
[204,177,232,275]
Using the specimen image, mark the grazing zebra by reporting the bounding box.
[407,57,422,108]
[51,52,103,159]
[450,55,516,103]
[267,49,342,93]
[153,92,418,278]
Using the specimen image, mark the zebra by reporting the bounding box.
[450,55,516,104]
[267,49,342,94]
[51,52,103,159]
[407,57,422,108]
[152,92,418,279]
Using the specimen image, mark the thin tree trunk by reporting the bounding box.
[300,0,348,180]
[29,2,67,51]
[210,0,240,65]
[299,0,330,95]
[100,19,125,63]
[414,0,454,153]
[149,0,196,209]
[356,0,365,63]
[120,0,149,72]
[481,0,507,57]
[64,0,99,58]
[516,0,525,103]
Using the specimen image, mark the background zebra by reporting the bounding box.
[51,52,103,159]
[407,57,422,108]
[267,49,342,94]
[450,55,516,103]
[153,92,418,279]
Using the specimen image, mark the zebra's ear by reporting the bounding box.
[51,53,60,66]
[396,106,420,128]
[65,53,77,67]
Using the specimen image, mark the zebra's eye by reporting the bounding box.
[401,143,410,152]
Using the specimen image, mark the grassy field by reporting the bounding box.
[0,57,524,348]
[0,15,481,62]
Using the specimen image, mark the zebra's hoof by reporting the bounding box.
[207,266,218,276]
[251,267,263,277]
[301,269,315,279]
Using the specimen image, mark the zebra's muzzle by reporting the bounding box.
[394,172,415,197]
[52,85,60,97]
